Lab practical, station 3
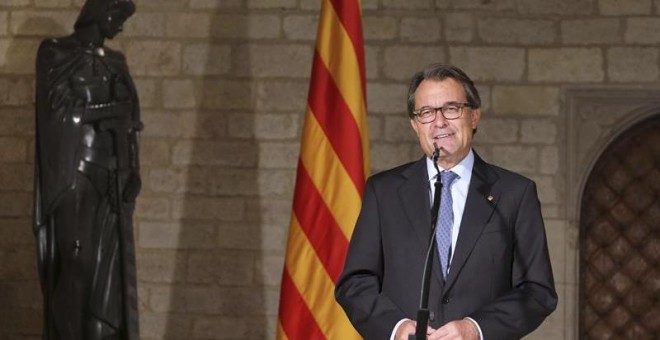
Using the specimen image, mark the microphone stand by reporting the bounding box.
[409,146,442,340]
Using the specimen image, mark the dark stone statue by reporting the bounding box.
[33,0,141,338]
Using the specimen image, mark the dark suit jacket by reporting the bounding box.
[336,151,557,339]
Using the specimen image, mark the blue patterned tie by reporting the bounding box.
[436,170,458,279]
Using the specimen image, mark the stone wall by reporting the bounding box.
[1,0,659,338]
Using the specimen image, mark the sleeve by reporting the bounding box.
[335,178,408,340]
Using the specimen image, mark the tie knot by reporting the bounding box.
[441,171,458,186]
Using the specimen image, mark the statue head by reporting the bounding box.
[74,0,136,39]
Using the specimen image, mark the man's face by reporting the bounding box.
[99,7,129,39]
[409,78,480,169]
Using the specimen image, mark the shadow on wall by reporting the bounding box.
[150,5,269,339]
[0,16,67,338]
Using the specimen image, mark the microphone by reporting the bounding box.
[410,144,442,340]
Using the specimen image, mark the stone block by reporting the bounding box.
[139,221,216,249]
[383,46,446,80]
[192,317,249,339]
[492,86,560,116]
[135,195,170,219]
[300,0,321,10]
[228,113,299,140]
[211,14,281,40]
[599,0,651,15]
[0,246,37,280]
[283,14,318,41]
[133,78,158,109]
[561,18,621,44]
[137,250,186,283]
[0,12,7,36]
[477,118,519,144]
[139,138,171,166]
[145,167,186,194]
[189,0,243,9]
[366,82,407,114]
[367,115,383,141]
[140,311,192,339]
[521,119,557,144]
[187,250,255,285]
[491,145,538,173]
[0,218,33,245]
[531,175,558,204]
[363,16,398,41]
[165,13,212,38]
[257,169,295,197]
[247,0,296,8]
[0,164,32,191]
[126,41,181,76]
[401,16,442,43]
[540,146,559,175]
[0,38,39,75]
[382,0,432,9]
[235,44,313,78]
[122,12,166,38]
[171,196,245,221]
[479,18,556,45]
[163,79,197,109]
[625,18,660,44]
[183,43,232,76]
[258,142,300,168]
[445,12,474,42]
[172,140,258,167]
[256,254,284,286]
[1,0,30,5]
[259,224,288,253]
[141,111,187,139]
[0,281,41,309]
[0,77,32,106]
[0,109,33,136]
[136,0,184,8]
[184,168,258,196]
[0,137,26,162]
[365,45,380,79]
[200,79,254,110]
[528,48,604,82]
[370,142,419,172]
[452,0,515,10]
[449,47,525,82]
[34,0,71,6]
[218,223,264,251]
[254,80,308,112]
[517,0,594,15]
[384,115,416,142]
[256,198,296,225]
[9,10,76,36]
[607,47,659,82]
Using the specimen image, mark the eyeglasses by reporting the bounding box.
[411,103,472,124]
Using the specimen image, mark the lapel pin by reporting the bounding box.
[487,195,494,202]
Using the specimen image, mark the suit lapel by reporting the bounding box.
[399,157,446,287]
[444,152,499,291]
[398,157,433,251]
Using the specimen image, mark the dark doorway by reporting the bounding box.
[580,115,660,339]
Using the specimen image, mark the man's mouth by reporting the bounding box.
[433,132,454,140]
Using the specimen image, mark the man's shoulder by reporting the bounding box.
[478,157,535,186]
[368,158,423,184]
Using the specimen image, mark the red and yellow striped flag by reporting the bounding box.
[277,0,368,339]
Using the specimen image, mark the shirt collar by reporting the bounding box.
[426,149,475,182]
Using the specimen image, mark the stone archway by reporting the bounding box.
[579,115,660,339]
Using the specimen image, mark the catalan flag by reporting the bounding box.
[276,0,368,339]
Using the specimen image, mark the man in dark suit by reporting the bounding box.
[335,64,557,340]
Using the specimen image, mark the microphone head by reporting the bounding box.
[432,142,440,162]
